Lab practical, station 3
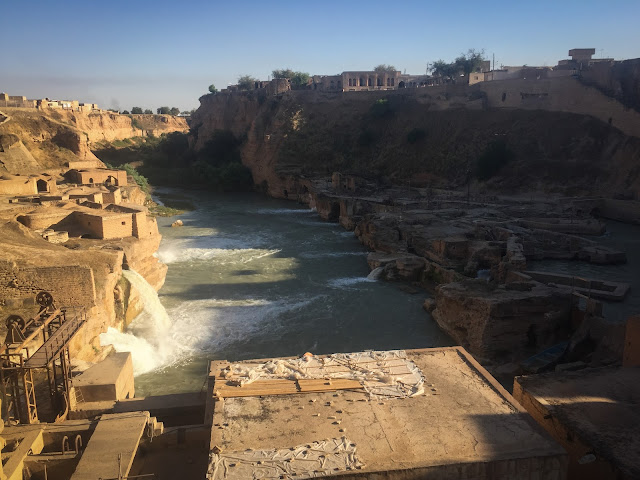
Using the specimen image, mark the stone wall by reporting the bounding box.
[102,188,122,204]
[70,169,127,186]
[0,177,37,195]
[477,76,640,138]
[0,263,97,308]
[18,210,71,230]
[74,211,133,239]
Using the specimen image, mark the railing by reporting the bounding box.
[24,307,86,368]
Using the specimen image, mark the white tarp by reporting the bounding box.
[220,350,425,398]
[208,437,363,480]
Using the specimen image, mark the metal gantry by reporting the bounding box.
[0,291,86,424]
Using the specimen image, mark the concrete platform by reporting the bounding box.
[70,411,150,480]
[514,366,640,480]
[73,352,134,402]
[208,347,567,480]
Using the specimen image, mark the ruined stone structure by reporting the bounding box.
[342,70,400,91]
[68,168,127,186]
[17,203,158,240]
[0,93,36,108]
[0,173,56,196]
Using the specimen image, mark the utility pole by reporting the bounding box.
[492,53,495,71]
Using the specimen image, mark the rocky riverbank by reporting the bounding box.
[263,172,630,368]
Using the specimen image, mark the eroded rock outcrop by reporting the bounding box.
[432,279,573,362]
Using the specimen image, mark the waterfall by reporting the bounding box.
[123,269,171,335]
[366,266,385,280]
[100,269,174,375]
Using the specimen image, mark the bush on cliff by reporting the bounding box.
[369,98,394,119]
[121,163,150,195]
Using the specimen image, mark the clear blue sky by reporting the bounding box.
[1,0,638,111]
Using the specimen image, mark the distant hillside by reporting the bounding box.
[0,108,187,173]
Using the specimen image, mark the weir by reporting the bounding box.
[100,269,175,375]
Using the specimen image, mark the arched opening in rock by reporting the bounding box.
[36,179,48,193]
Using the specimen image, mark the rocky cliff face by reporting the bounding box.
[191,83,640,200]
[186,83,638,366]
[0,108,188,173]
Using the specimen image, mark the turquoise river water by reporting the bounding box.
[100,191,640,397]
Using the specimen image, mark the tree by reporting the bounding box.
[272,69,294,79]
[131,107,143,114]
[454,49,487,75]
[237,75,257,90]
[272,69,310,89]
[431,49,487,82]
[208,84,218,94]
[431,60,460,79]
[157,106,170,114]
[169,107,180,116]
[373,64,397,73]
[121,110,130,114]
[144,109,153,114]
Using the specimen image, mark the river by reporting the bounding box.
[102,191,452,396]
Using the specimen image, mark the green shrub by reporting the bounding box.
[131,117,143,130]
[369,98,394,118]
[121,163,150,194]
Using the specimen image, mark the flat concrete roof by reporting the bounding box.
[70,411,150,480]
[74,352,131,387]
[515,366,640,479]
[208,347,566,479]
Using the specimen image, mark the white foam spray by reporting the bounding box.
[100,270,175,375]
[367,266,385,280]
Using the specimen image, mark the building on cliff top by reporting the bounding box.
[0,92,100,112]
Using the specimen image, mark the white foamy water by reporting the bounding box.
[158,245,281,265]
[367,266,385,280]
[252,208,316,215]
[99,267,327,376]
[327,276,377,288]
[100,269,176,375]
[300,251,367,259]
[119,192,454,395]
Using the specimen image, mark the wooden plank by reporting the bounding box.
[214,379,299,398]
[298,378,363,392]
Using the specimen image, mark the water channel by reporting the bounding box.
[101,191,640,397]
[102,191,452,396]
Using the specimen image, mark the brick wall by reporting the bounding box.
[0,263,97,307]
[74,211,104,238]
[101,215,133,239]
[0,178,37,195]
[75,170,128,186]
[103,189,122,204]
[18,210,71,230]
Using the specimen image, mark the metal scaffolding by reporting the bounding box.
[1,291,86,424]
